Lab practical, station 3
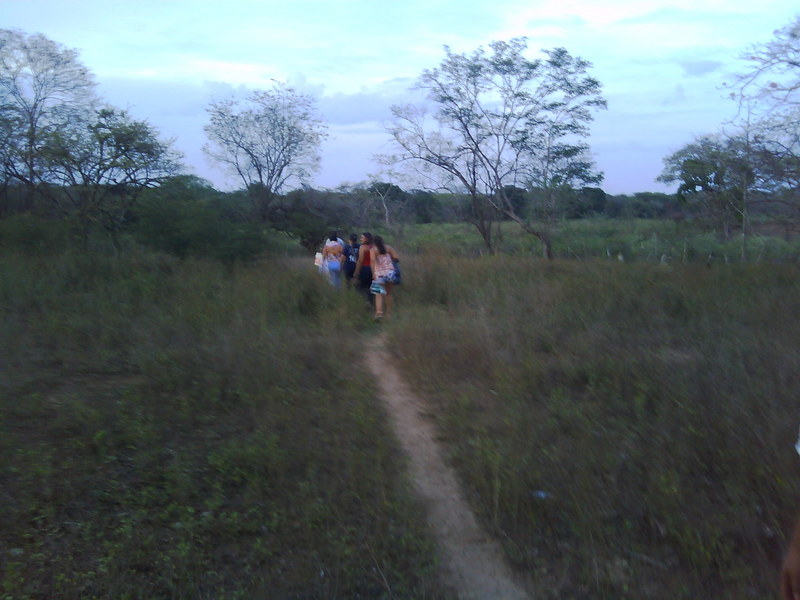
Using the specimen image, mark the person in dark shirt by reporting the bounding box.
[342,233,360,287]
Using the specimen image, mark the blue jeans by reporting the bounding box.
[327,262,342,288]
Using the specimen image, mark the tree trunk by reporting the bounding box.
[253,188,274,223]
[381,198,390,228]
[542,234,553,260]
[474,218,495,254]
[499,205,554,260]
[470,193,496,254]
[740,186,748,262]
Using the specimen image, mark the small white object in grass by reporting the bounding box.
[796,425,800,456]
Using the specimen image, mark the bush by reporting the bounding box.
[0,213,76,253]
[132,197,272,264]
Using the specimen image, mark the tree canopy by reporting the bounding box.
[386,37,605,256]
[0,28,97,202]
[204,84,328,222]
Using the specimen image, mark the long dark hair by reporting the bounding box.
[374,235,387,255]
[361,232,373,245]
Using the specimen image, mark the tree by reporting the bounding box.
[133,176,268,264]
[44,107,182,247]
[563,186,607,219]
[386,38,605,257]
[407,189,444,223]
[334,182,381,226]
[204,84,327,223]
[368,180,408,229]
[731,17,800,232]
[499,185,529,219]
[748,114,800,228]
[737,17,800,111]
[659,135,755,240]
[271,187,351,251]
[0,29,97,208]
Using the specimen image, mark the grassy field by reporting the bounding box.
[386,252,800,598]
[399,219,800,263]
[0,249,444,599]
[3,217,799,599]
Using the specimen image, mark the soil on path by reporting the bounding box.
[364,334,531,600]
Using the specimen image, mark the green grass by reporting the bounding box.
[397,218,800,263]
[0,249,444,599]
[386,253,800,599]
[4,215,800,599]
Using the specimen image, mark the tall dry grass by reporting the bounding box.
[388,253,800,598]
[0,249,444,599]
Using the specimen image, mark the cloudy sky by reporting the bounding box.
[4,0,798,194]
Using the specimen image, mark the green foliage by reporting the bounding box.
[0,251,443,599]
[0,213,77,253]
[408,189,446,224]
[605,192,682,219]
[272,188,344,251]
[659,135,756,238]
[388,254,800,598]
[131,194,275,264]
[562,186,607,219]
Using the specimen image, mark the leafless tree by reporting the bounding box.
[204,83,327,222]
[737,17,800,110]
[386,38,605,257]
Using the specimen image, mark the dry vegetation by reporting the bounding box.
[2,219,800,599]
[0,250,444,599]
[388,252,800,598]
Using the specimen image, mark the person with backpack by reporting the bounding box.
[369,235,400,320]
[322,232,344,288]
[342,233,360,287]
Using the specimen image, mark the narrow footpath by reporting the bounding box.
[364,334,531,600]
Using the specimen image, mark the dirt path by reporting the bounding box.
[364,334,531,600]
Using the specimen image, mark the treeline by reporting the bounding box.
[4,174,799,262]
[0,176,685,249]
[2,23,799,262]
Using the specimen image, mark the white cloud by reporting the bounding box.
[680,60,724,77]
[3,0,799,194]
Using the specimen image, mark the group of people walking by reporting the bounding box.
[317,231,400,320]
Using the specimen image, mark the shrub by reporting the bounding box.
[0,213,76,253]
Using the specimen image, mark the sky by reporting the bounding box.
[3,0,799,195]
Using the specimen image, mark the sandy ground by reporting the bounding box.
[364,334,532,600]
